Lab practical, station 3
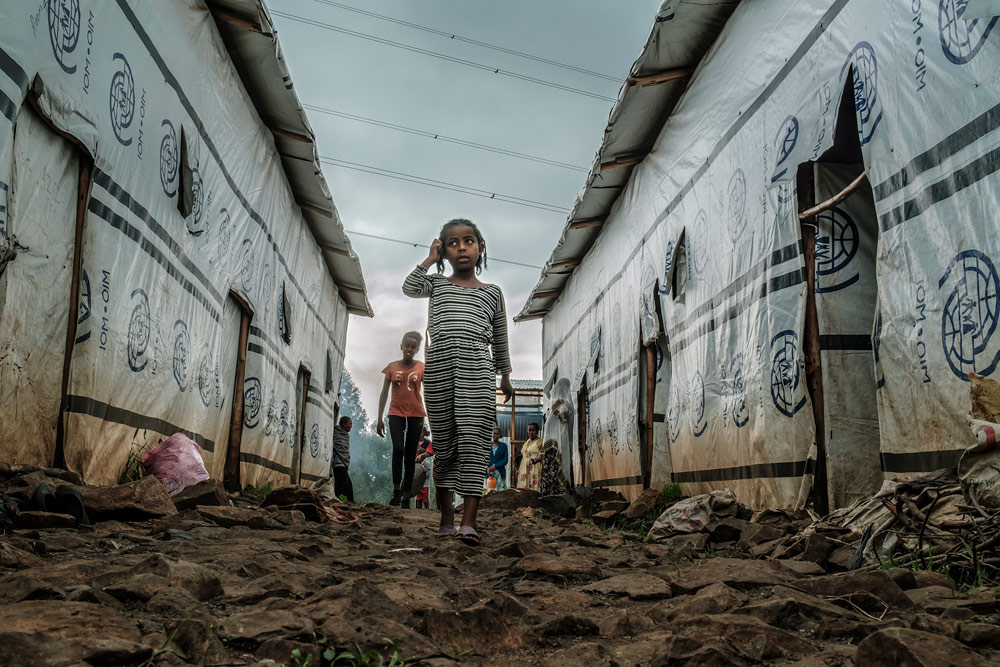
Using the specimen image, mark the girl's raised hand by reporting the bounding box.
[426,238,443,264]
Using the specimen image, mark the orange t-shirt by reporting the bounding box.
[382,360,426,417]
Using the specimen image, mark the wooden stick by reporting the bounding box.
[798,171,869,220]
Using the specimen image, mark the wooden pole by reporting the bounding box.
[55,157,93,469]
[798,172,868,220]
[224,305,251,492]
[644,343,656,489]
[797,163,829,516]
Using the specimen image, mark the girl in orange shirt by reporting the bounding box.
[377,331,426,508]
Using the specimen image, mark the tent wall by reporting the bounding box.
[0,1,349,486]
[541,0,1000,508]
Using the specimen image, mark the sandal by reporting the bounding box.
[456,526,481,547]
[436,525,456,537]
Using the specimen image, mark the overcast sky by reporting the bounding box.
[271,0,661,421]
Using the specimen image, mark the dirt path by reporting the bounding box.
[2,483,999,666]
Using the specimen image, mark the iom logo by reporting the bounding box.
[667,386,682,443]
[769,330,807,417]
[172,319,190,392]
[48,0,81,74]
[240,238,255,290]
[309,423,319,458]
[939,249,1000,380]
[216,208,232,262]
[593,418,605,458]
[159,120,178,197]
[727,168,747,243]
[690,209,708,276]
[198,346,213,407]
[187,168,206,236]
[815,206,860,293]
[244,377,262,428]
[608,411,620,456]
[690,370,707,437]
[278,399,289,443]
[771,115,799,205]
[127,287,151,372]
[109,53,136,146]
[939,0,998,64]
[729,354,749,428]
[75,268,92,344]
[841,42,883,147]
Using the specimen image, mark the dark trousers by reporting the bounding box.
[333,466,354,503]
[388,415,422,497]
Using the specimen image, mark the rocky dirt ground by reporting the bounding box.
[2,467,1000,666]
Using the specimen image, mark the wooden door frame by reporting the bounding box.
[223,292,253,492]
[576,380,588,488]
[291,364,311,485]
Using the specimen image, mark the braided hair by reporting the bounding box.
[435,218,488,275]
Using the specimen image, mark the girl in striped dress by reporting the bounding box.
[403,219,513,545]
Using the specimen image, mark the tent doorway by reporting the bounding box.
[576,380,589,488]
[291,365,311,484]
[797,80,883,510]
[221,293,252,492]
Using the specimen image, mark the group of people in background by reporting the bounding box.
[487,421,567,497]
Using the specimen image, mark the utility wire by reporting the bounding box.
[318,156,571,214]
[303,103,588,173]
[346,229,543,269]
[270,10,618,103]
[308,0,620,83]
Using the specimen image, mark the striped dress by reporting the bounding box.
[403,265,512,497]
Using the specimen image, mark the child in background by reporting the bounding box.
[414,445,432,509]
[402,218,514,546]
[376,331,426,509]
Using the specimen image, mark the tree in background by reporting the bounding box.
[338,370,392,504]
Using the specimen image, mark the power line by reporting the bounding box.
[308,0,620,83]
[303,103,588,172]
[318,156,571,214]
[345,230,542,269]
[270,10,618,103]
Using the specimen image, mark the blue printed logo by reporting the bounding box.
[216,208,231,262]
[109,53,136,146]
[771,115,799,205]
[244,377,262,428]
[815,206,860,293]
[309,423,319,458]
[159,120,178,197]
[667,386,682,443]
[729,354,749,428]
[198,345,213,407]
[278,399,289,443]
[769,330,806,417]
[188,168,205,235]
[727,168,747,243]
[172,319,190,392]
[939,0,998,64]
[593,418,604,458]
[690,209,708,276]
[127,288,150,372]
[939,249,1000,380]
[841,42,883,147]
[47,0,81,74]
[75,268,92,344]
[690,370,707,437]
[608,411,620,456]
[240,238,255,290]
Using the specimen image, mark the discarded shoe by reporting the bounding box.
[32,484,56,513]
[53,486,90,526]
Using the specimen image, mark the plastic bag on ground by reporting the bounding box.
[646,488,739,543]
[961,375,1000,509]
[140,433,210,496]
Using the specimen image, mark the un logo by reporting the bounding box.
[770,330,806,417]
[278,399,289,443]
[938,0,998,64]
[198,346,213,407]
[243,377,262,428]
[815,206,860,293]
[690,370,707,437]
[172,319,190,392]
[771,115,799,206]
[109,53,136,147]
[159,120,178,197]
[667,386,682,443]
[729,354,749,428]
[690,209,708,276]
[127,288,150,372]
[309,423,319,458]
[47,0,80,74]
[939,249,1000,380]
[240,239,255,290]
[727,168,747,243]
[608,411,620,456]
[841,43,883,147]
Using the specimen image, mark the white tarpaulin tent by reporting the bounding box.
[518,0,1000,508]
[0,0,371,488]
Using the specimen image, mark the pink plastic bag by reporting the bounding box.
[140,433,210,496]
